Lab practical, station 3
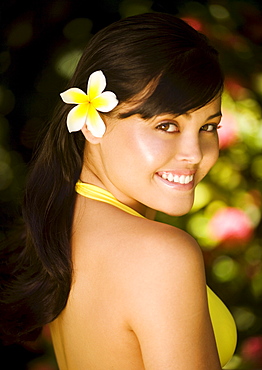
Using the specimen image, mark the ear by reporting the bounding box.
[81,125,103,144]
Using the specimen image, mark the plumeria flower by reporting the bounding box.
[60,70,119,137]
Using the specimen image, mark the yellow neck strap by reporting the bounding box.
[75,181,144,218]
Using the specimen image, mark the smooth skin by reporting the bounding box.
[50,97,224,369]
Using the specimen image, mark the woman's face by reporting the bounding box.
[85,96,222,217]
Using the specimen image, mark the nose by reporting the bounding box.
[174,134,203,164]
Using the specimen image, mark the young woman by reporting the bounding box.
[0,13,237,369]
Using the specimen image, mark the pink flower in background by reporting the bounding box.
[224,77,249,101]
[209,207,254,246]
[241,336,262,366]
[182,17,204,32]
[218,111,239,149]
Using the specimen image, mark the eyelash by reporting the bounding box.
[156,122,178,133]
[201,124,222,132]
[156,122,221,133]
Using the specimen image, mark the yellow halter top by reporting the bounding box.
[75,181,237,368]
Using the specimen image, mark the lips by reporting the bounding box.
[157,172,194,185]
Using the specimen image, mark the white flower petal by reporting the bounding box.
[87,70,106,101]
[60,88,88,104]
[67,104,88,132]
[92,91,119,112]
[62,70,118,135]
[86,104,106,137]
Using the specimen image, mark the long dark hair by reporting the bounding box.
[0,12,223,344]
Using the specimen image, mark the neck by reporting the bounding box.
[81,146,156,219]
[79,172,155,220]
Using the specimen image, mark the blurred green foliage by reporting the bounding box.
[0,0,262,369]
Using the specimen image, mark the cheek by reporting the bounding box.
[134,142,162,167]
[203,136,220,168]
[108,133,159,169]
[128,132,172,168]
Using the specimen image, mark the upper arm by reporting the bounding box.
[124,224,221,370]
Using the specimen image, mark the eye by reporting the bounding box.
[201,123,221,132]
[156,122,178,133]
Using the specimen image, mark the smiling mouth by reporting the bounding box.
[160,172,194,184]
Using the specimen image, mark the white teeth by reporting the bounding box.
[161,173,194,184]
[180,175,185,184]
[167,173,173,182]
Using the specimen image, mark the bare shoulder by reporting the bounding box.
[120,218,220,369]
[124,217,204,278]
[118,217,207,315]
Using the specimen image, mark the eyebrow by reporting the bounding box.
[205,112,222,121]
[183,110,222,122]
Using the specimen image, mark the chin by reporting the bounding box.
[160,202,193,217]
[157,198,195,217]
[156,204,193,217]
[164,209,191,217]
